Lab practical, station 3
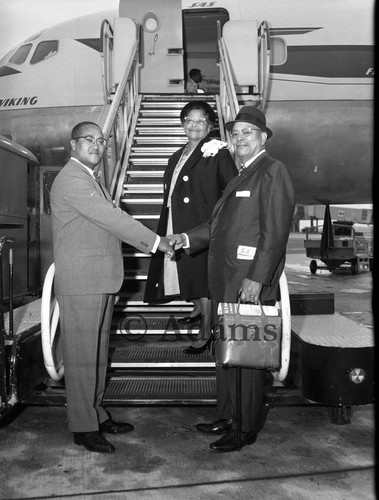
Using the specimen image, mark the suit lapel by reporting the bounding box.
[172,136,210,188]
[71,159,113,202]
[211,151,267,217]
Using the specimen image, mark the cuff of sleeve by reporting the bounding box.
[182,233,190,249]
[151,235,160,253]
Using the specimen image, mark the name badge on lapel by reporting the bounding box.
[236,191,251,197]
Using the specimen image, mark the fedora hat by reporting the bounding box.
[225,106,272,138]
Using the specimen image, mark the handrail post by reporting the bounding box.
[98,18,141,203]
[257,20,271,111]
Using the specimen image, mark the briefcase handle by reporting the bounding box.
[235,296,279,320]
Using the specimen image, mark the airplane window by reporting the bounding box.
[9,44,33,65]
[30,41,58,65]
[270,38,287,66]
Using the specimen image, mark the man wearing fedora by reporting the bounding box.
[169,106,295,451]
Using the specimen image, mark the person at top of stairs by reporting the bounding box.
[144,101,238,353]
[186,68,206,94]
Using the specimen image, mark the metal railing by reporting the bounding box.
[100,20,114,104]
[98,19,141,205]
[217,21,239,149]
[257,21,271,111]
[217,20,271,151]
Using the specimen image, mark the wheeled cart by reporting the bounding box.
[304,223,373,274]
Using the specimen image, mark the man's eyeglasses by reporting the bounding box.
[183,117,208,126]
[230,128,262,139]
[73,136,107,147]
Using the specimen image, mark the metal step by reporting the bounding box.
[114,304,193,313]
[136,127,185,135]
[123,271,147,279]
[129,214,160,222]
[128,164,166,172]
[141,98,216,106]
[110,345,214,368]
[140,101,193,109]
[114,290,189,304]
[118,205,163,217]
[126,170,164,179]
[143,93,215,102]
[111,315,200,335]
[121,258,150,273]
[131,146,177,155]
[125,176,163,184]
[137,117,182,126]
[104,376,216,405]
[129,157,168,166]
[120,196,163,204]
[139,109,182,118]
[123,184,163,193]
[134,136,186,145]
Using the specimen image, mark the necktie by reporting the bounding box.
[93,174,108,198]
[239,163,246,174]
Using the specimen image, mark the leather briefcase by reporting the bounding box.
[215,302,282,369]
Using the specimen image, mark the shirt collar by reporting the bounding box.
[71,156,97,177]
[242,149,265,169]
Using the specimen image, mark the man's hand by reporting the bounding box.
[167,233,186,250]
[239,278,262,304]
[158,236,174,257]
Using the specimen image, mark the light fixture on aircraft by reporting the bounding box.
[348,368,366,384]
[143,12,160,33]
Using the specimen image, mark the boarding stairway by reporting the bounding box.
[103,93,220,405]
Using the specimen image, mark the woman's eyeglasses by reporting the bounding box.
[183,117,208,126]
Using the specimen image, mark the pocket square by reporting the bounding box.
[236,191,251,197]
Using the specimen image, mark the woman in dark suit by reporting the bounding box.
[144,101,238,353]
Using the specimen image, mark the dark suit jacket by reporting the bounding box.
[144,137,237,301]
[51,158,157,295]
[186,151,295,303]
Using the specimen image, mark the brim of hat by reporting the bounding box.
[225,119,273,138]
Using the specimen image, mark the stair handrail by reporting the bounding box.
[257,20,271,112]
[100,20,114,104]
[217,21,240,152]
[98,19,141,205]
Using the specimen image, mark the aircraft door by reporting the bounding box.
[119,0,184,93]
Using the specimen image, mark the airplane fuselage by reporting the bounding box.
[0,0,374,204]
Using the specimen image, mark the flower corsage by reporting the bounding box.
[201,139,228,158]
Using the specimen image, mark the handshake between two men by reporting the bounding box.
[157,234,186,258]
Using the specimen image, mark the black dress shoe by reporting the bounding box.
[73,431,115,453]
[196,418,233,435]
[183,334,214,355]
[100,418,135,434]
[209,429,257,452]
[178,313,201,324]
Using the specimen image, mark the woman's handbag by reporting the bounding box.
[215,302,282,369]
